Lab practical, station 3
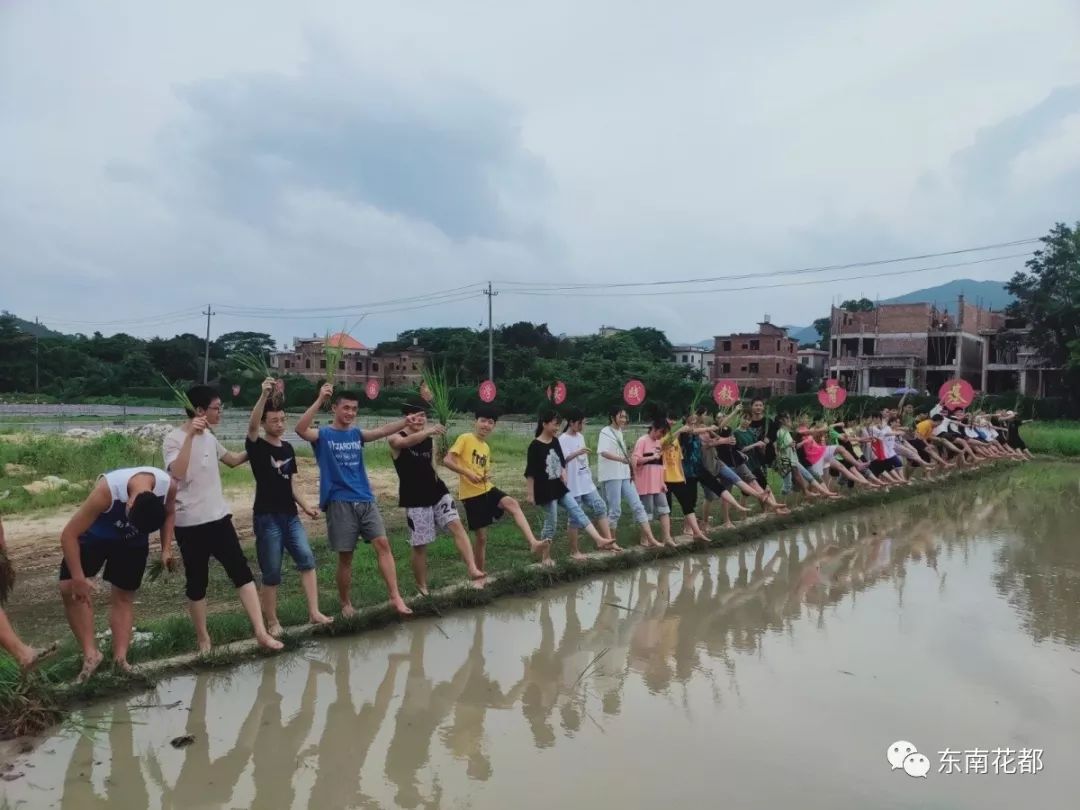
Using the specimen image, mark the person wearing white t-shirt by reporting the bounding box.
[558,408,620,559]
[596,408,661,548]
[163,384,283,655]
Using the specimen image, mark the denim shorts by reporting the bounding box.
[638,492,671,518]
[253,512,316,587]
[575,489,608,518]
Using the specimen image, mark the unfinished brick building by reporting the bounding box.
[712,320,798,395]
[827,295,1004,394]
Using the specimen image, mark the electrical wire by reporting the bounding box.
[498,253,1031,298]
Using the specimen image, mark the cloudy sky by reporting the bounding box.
[2,1,1078,349]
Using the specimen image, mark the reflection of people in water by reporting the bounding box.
[62,702,149,810]
[248,658,323,810]
[441,616,515,782]
[629,567,679,692]
[147,670,262,810]
[576,579,636,716]
[385,623,473,809]
[308,644,403,809]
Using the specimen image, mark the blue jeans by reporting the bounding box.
[576,489,608,518]
[253,513,316,586]
[539,493,591,540]
[600,479,649,526]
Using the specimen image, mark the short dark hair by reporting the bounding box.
[931,414,944,422]
[261,401,285,421]
[607,406,626,423]
[401,402,427,416]
[563,406,585,426]
[332,389,361,405]
[649,417,669,433]
[475,405,499,421]
[128,492,167,534]
[186,385,220,418]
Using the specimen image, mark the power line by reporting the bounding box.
[493,237,1040,292]
[498,252,1031,298]
[215,282,487,316]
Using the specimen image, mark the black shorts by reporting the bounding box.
[909,438,933,463]
[59,537,149,592]
[175,516,255,602]
[666,479,698,515]
[462,488,508,531]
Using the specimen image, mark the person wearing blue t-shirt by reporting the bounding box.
[296,383,421,617]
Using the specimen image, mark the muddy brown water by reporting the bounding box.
[2,468,1079,809]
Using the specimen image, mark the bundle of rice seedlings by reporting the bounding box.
[0,546,15,606]
[233,351,281,406]
[420,364,456,455]
[323,329,348,387]
[159,374,194,416]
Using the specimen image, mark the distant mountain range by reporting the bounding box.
[688,278,1013,348]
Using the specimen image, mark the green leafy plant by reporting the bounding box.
[323,328,349,387]
[159,374,194,415]
[420,364,456,454]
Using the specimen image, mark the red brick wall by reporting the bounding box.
[712,332,798,393]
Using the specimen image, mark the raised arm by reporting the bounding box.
[166,419,207,481]
[388,424,444,453]
[247,377,274,442]
[60,481,113,601]
[295,383,333,443]
[362,416,413,443]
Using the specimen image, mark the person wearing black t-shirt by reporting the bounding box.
[746,399,779,491]
[389,403,486,595]
[246,378,331,635]
[525,410,617,563]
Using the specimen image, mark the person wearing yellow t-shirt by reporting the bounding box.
[660,417,710,546]
[444,406,549,570]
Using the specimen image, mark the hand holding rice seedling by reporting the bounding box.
[420,364,456,455]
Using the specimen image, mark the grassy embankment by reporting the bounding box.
[0,421,1078,737]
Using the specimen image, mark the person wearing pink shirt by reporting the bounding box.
[632,419,673,545]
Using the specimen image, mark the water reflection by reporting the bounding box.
[6,468,1079,810]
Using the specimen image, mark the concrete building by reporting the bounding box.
[712,320,798,395]
[598,325,626,338]
[981,318,1063,397]
[827,295,1005,394]
[271,332,430,388]
[670,345,715,376]
[797,348,829,377]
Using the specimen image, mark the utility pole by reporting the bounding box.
[34,317,40,393]
[202,304,215,383]
[484,282,498,382]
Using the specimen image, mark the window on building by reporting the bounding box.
[284,359,291,369]
[749,340,759,350]
[776,340,781,350]
[320,359,326,369]
[722,362,731,373]
[722,341,731,351]
[775,363,780,373]
[412,363,418,371]
[740,365,747,372]
[372,362,380,372]
[682,355,688,363]
[749,362,759,373]
[338,361,345,370]
[789,343,794,353]
[304,359,311,370]
[356,360,363,371]
[741,343,748,350]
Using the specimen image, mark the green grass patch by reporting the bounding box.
[1022,421,1080,456]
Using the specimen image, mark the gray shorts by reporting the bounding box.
[406,494,460,548]
[326,501,387,552]
[638,492,671,517]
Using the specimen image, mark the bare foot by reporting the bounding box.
[541,556,557,568]
[662,538,678,548]
[530,539,552,560]
[257,634,285,652]
[392,597,414,616]
[309,612,334,626]
[268,622,284,638]
[693,534,710,544]
[112,658,134,676]
[197,638,213,655]
[341,604,358,619]
[722,521,735,529]
[19,641,59,673]
[605,542,625,553]
[468,576,487,590]
[571,552,588,562]
[468,567,486,579]
[76,650,104,684]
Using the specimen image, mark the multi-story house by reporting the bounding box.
[712,320,798,395]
